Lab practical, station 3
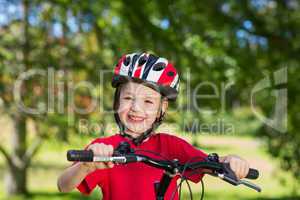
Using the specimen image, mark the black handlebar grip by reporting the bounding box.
[67,150,94,162]
[246,168,259,179]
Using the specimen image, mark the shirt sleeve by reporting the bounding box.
[77,169,109,195]
[167,135,208,183]
[76,138,110,195]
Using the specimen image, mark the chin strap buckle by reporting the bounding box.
[120,131,152,146]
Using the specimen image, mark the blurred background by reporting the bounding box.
[0,0,299,199]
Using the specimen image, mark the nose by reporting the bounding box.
[130,99,142,112]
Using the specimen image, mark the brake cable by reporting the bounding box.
[170,156,206,200]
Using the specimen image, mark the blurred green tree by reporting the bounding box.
[0,0,299,197]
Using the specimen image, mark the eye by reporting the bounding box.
[123,96,133,100]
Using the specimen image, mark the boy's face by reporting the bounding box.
[117,82,168,138]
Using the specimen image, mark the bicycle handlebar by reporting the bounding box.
[67,150,259,180]
[67,142,261,193]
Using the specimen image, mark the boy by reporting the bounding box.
[57,52,250,200]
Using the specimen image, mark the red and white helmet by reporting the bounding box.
[112,52,180,101]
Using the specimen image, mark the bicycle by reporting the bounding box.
[67,141,261,200]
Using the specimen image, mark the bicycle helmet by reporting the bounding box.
[112,52,179,101]
[112,52,180,145]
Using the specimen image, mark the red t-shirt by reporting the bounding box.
[77,133,207,200]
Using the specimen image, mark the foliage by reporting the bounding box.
[0,0,299,196]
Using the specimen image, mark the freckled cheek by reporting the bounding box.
[117,105,130,120]
[146,104,160,115]
[118,102,131,112]
[145,108,159,122]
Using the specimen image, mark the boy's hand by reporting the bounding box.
[81,143,114,173]
[220,155,250,179]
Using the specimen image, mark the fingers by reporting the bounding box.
[86,143,115,169]
[229,158,241,178]
[93,162,107,170]
[225,155,250,179]
[88,144,114,157]
[107,161,114,168]
[243,162,250,178]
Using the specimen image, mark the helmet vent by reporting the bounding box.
[167,71,175,77]
[153,62,166,71]
[138,56,147,66]
[124,56,131,66]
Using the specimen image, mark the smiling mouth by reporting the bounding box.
[128,115,145,122]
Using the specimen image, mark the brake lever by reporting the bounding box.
[220,163,239,183]
[239,179,262,192]
[204,153,239,185]
[217,163,262,192]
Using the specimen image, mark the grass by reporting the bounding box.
[0,133,299,200]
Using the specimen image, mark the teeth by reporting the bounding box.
[129,115,144,121]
